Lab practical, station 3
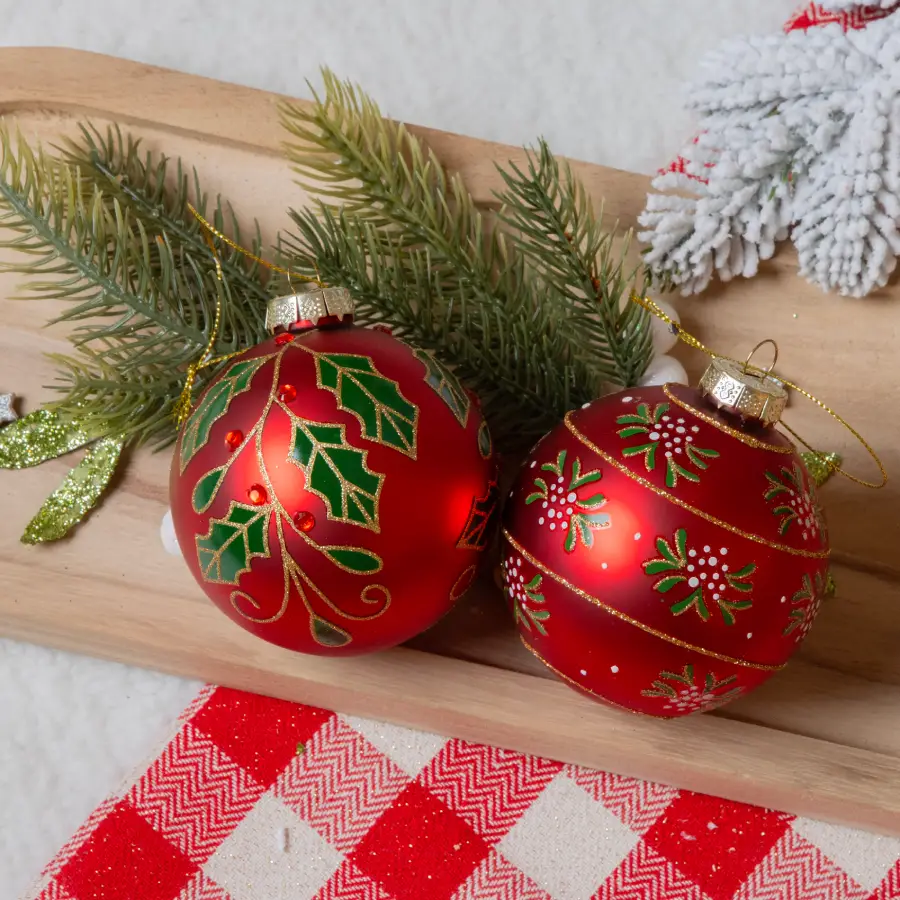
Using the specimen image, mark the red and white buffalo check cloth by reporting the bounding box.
[23,685,900,900]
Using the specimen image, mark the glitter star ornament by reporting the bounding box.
[169,287,497,656]
[501,355,830,717]
[0,391,16,424]
[639,3,900,297]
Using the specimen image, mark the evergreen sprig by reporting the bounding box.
[0,125,268,447]
[279,71,647,449]
[495,141,652,387]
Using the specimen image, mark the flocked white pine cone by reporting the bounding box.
[639,8,900,298]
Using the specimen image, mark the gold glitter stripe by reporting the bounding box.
[504,531,785,672]
[564,411,829,560]
[661,384,793,454]
[520,638,670,718]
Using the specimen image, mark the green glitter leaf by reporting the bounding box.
[315,352,418,457]
[20,436,124,544]
[321,545,382,574]
[192,466,228,514]
[288,419,383,531]
[412,348,471,427]
[0,408,93,469]
[180,356,271,472]
[195,501,271,585]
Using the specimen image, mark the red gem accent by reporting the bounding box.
[224,429,244,451]
[278,384,297,403]
[293,511,316,532]
[373,324,393,334]
[247,484,268,505]
[274,332,295,345]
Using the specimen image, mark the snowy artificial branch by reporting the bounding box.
[639,10,900,298]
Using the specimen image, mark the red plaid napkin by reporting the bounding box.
[24,685,900,900]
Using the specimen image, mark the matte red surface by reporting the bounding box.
[502,385,830,717]
[170,325,496,656]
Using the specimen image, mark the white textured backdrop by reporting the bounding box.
[0,1,791,896]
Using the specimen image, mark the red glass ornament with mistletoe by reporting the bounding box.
[170,287,497,656]
[501,353,830,717]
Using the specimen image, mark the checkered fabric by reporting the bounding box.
[23,685,900,900]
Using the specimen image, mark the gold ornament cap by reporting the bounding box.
[266,285,355,333]
[698,340,788,428]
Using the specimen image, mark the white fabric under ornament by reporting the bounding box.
[639,4,900,298]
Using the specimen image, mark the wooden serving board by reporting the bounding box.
[3,48,900,834]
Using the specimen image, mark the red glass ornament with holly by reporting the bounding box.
[170,286,497,655]
[501,346,832,717]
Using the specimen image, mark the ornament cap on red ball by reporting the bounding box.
[502,350,830,718]
[170,285,497,659]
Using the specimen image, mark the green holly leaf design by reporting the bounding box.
[510,572,550,636]
[316,353,418,457]
[565,511,611,553]
[196,501,271,585]
[289,420,384,531]
[644,528,753,625]
[671,587,712,621]
[180,356,271,472]
[526,477,549,505]
[542,450,567,478]
[413,348,470,427]
[617,402,718,485]
[569,458,603,489]
[192,466,227,514]
[321,546,383,574]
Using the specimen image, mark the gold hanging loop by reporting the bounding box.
[631,294,887,489]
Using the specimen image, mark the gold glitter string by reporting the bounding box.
[632,295,887,489]
[174,203,323,426]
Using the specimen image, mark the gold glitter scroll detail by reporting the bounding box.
[565,411,830,560]
[520,638,668,718]
[0,408,92,469]
[802,451,842,488]
[661,385,793,454]
[21,436,124,544]
[503,530,784,672]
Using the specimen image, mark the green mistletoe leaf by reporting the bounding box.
[413,348,470,427]
[617,426,648,439]
[192,465,227,514]
[578,492,607,510]
[195,501,271,585]
[316,352,418,457]
[289,420,384,531]
[526,477,549,505]
[180,356,271,472]
[644,559,679,576]
[654,575,685,593]
[569,458,603,489]
[542,450,567,477]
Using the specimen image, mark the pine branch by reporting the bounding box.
[57,122,270,349]
[281,207,580,448]
[0,126,231,446]
[279,72,612,447]
[495,140,652,387]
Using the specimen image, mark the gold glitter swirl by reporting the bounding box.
[520,638,669,718]
[661,384,793,454]
[564,411,830,560]
[503,530,785,672]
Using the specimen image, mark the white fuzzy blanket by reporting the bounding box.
[0,1,790,895]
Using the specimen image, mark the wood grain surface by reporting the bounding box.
[1,48,899,833]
